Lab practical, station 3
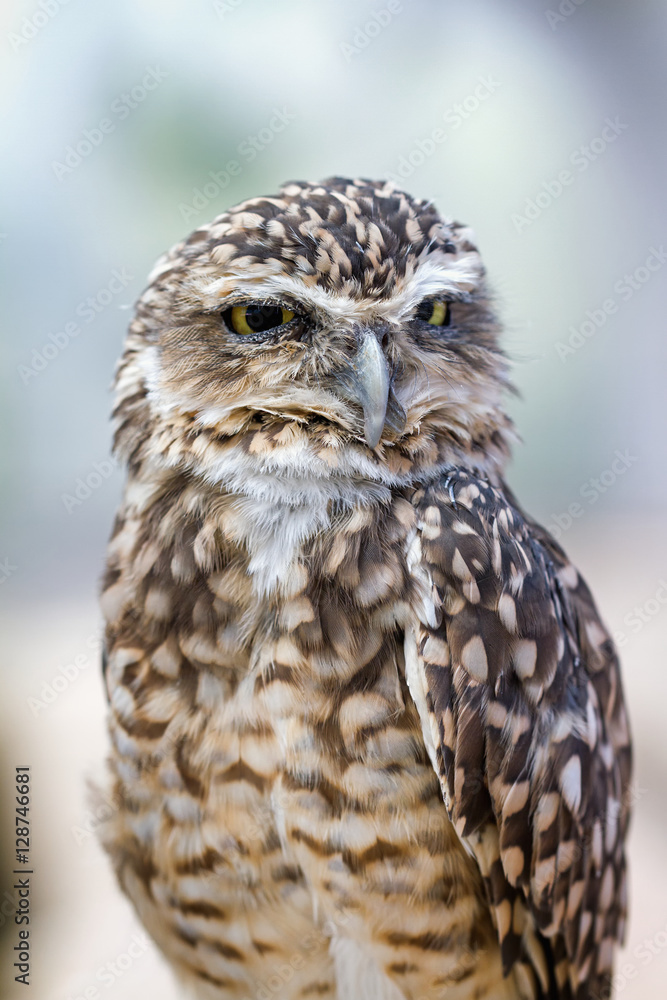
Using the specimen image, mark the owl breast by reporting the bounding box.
[101,474,511,999]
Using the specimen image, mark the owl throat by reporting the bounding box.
[140,399,511,598]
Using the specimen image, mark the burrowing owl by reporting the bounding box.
[100,177,632,1000]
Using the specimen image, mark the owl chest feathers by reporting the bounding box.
[110,456,441,820]
[103,461,509,999]
[189,473,451,884]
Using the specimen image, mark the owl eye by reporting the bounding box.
[223,302,295,336]
[415,299,450,326]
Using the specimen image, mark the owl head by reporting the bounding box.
[113,177,513,501]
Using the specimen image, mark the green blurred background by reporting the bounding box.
[1,1,666,997]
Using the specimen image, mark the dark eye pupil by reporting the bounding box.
[416,300,435,321]
[245,304,284,332]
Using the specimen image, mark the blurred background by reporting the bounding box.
[1,0,666,996]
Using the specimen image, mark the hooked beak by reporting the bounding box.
[355,329,390,449]
[340,327,391,449]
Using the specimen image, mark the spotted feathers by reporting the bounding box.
[100,178,631,1000]
[410,471,631,999]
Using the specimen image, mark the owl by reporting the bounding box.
[99,177,632,1000]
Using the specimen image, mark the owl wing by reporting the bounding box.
[406,470,632,1000]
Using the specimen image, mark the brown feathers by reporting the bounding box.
[99,178,631,1000]
[411,471,632,999]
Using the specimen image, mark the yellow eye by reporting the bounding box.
[226,303,295,336]
[416,299,450,326]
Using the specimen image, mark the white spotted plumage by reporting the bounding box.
[99,177,631,1000]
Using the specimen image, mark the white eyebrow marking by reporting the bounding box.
[191,251,483,325]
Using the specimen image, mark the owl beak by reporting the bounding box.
[350,328,390,449]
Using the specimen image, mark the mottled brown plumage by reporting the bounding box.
[99,177,631,1000]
